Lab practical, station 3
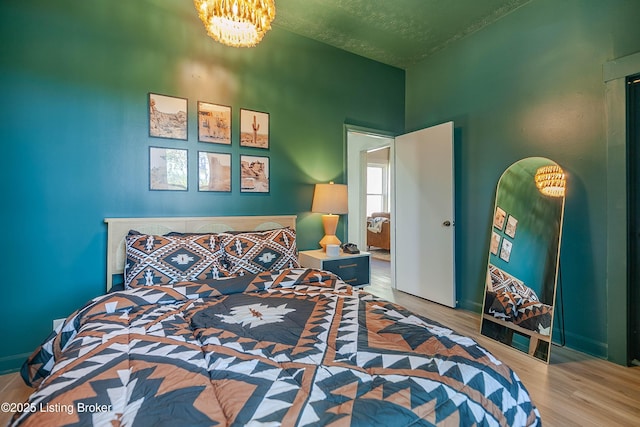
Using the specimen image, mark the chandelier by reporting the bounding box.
[194,0,276,48]
[534,165,566,197]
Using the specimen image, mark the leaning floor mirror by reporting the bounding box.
[480,157,566,363]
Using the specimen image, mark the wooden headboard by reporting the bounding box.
[104,215,297,292]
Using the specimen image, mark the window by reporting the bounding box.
[367,164,388,216]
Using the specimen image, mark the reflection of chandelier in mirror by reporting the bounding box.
[193,0,276,48]
[534,165,566,197]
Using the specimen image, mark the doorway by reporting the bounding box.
[346,128,394,287]
[604,52,640,365]
[345,129,394,249]
[346,123,456,307]
[365,147,392,261]
[629,73,640,365]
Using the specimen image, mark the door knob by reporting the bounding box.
[443,220,452,227]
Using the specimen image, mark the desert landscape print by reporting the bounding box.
[150,147,188,190]
[240,155,269,193]
[199,152,231,192]
[198,102,231,144]
[149,93,187,140]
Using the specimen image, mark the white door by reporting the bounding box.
[394,122,455,307]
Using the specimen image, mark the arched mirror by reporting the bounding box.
[480,157,566,363]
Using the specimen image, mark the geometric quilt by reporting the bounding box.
[16,268,541,426]
[487,264,539,301]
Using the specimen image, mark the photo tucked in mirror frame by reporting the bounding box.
[480,157,566,363]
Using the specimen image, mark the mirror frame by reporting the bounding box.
[480,157,566,363]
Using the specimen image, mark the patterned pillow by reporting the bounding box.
[487,264,539,301]
[124,231,229,289]
[509,281,539,301]
[218,227,301,276]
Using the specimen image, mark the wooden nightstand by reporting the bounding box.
[298,249,370,286]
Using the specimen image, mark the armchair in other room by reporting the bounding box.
[366,212,390,251]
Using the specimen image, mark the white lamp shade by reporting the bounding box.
[311,183,348,214]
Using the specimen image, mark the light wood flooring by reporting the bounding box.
[1,258,639,426]
[0,371,30,425]
[367,258,640,426]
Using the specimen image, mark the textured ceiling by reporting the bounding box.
[273,0,532,69]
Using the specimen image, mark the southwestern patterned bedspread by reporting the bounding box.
[15,269,540,426]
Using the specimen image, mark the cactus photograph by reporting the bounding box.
[240,109,269,149]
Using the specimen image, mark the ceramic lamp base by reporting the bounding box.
[319,214,342,250]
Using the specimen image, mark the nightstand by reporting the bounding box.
[298,249,370,286]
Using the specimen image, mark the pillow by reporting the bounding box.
[218,227,301,276]
[487,264,538,301]
[124,231,229,289]
[509,281,539,301]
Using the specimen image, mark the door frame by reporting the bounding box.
[345,125,396,283]
[604,51,640,365]
[627,73,640,365]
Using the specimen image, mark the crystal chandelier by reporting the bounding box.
[194,0,276,48]
[534,165,566,197]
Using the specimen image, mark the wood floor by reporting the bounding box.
[2,258,639,426]
[367,258,640,427]
[0,370,30,426]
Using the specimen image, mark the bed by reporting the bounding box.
[13,216,540,426]
[482,264,553,357]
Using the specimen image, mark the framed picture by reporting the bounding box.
[493,206,506,230]
[198,102,231,145]
[148,93,188,140]
[149,147,188,191]
[240,108,269,149]
[490,231,501,255]
[499,238,513,262]
[240,155,269,193]
[505,215,518,238]
[198,151,231,192]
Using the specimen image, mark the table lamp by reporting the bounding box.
[311,182,348,250]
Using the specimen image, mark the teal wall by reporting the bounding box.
[0,0,404,372]
[406,0,640,359]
